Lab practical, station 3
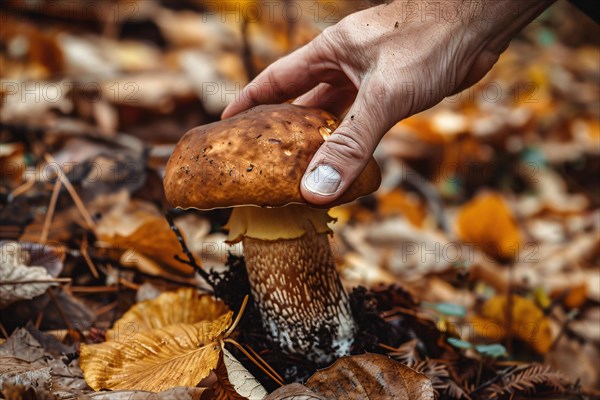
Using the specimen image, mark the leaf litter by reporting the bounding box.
[1,0,599,399]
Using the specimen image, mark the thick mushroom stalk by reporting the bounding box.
[163,104,382,364]
[226,204,354,363]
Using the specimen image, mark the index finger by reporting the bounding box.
[222,36,336,118]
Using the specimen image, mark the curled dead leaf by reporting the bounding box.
[0,242,64,307]
[95,196,195,275]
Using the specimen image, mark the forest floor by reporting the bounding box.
[0,1,599,399]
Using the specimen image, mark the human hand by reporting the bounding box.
[222,0,555,206]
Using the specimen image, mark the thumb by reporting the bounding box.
[301,86,391,206]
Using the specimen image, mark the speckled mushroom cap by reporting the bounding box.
[164,103,381,209]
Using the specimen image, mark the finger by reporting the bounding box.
[222,37,336,119]
[293,80,357,117]
[300,81,393,206]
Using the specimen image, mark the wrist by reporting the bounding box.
[465,0,557,50]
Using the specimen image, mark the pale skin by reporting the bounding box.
[222,0,556,205]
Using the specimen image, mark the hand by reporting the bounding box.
[222,0,555,206]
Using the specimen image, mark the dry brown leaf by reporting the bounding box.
[265,383,326,400]
[107,288,229,341]
[471,295,553,354]
[0,329,88,398]
[455,192,523,261]
[80,313,232,391]
[266,353,433,400]
[546,338,599,391]
[306,353,433,399]
[95,197,194,275]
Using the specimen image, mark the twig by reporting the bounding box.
[47,287,75,334]
[378,342,400,353]
[112,263,122,327]
[245,345,284,384]
[0,323,8,339]
[9,179,36,200]
[35,312,44,330]
[165,212,213,288]
[68,285,130,293]
[225,339,284,386]
[400,162,450,233]
[471,365,519,396]
[40,179,62,244]
[0,278,71,285]
[118,277,140,291]
[81,235,100,279]
[549,309,578,351]
[43,153,97,231]
[284,0,296,51]
[94,301,118,317]
[505,284,514,355]
[240,15,257,81]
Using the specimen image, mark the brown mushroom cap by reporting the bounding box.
[164,104,381,210]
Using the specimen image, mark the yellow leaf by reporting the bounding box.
[107,288,230,341]
[472,295,553,354]
[81,313,232,391]
[455,192,522,261]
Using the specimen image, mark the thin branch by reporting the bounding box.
[9,179,36,200]
[400,162,450,233]
[0,323,8,339]
[43,153,96,231]
[240,15,257,81]
[165,212,213,288]
[47,287,75,335]
[81,235,100,278]
[0,278,71,285]
[40,179,62,244]
[224,339,283,386]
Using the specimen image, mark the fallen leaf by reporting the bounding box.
[0,242,61,307]
[546,338,599,391]
[455,192,523,261]
[80,313,232,391]
[0,329,89,398]
[471,295,553,354]
[552,282,587,309]
[265,383,326,400]
[377,189,426,227]
[267,353,434,400]
[89,386,212,399]
[212,349,267,400]
[95,196,195,275]
[107,288,229,341]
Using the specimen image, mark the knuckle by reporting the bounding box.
[325,130,370,164]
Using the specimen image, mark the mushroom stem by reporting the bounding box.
[227,205,355,363]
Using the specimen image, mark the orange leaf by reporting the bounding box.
[455,192,522,261]
[95,198,195,275]
[472,295,553,354]
[378,189,426,227]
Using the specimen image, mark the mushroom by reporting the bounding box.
[164,104,380,363]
